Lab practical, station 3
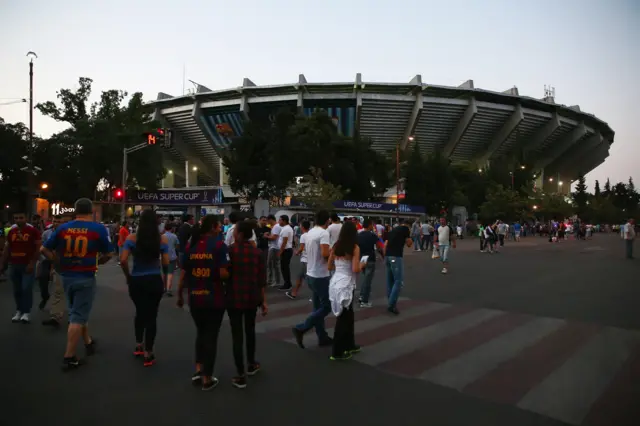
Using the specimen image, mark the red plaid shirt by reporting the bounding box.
[227,241,266,309]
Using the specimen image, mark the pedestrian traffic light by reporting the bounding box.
[147,134,156,145]
[114,188,123,199]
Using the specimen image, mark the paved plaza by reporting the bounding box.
[1,234,638,426]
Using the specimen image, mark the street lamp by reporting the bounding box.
[520,165,526,170]
[168,170,173,174]
[396,135,414,222]
[40,183,48,190]
[4,205,9,209]
[192,166,198,171]
[533,205,538,210]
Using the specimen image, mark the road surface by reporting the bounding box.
[1,233,638,426]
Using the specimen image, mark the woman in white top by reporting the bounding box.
[328,221,365,361]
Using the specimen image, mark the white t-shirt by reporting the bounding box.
[299,233,308,263]
[305,226,331,278]
[376,224,384,237]
[268,224,281,250]
[327,222,342,247]
[437,225,451,246]
[224,223,256,247]
[278,224,294,249]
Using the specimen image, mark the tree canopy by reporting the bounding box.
[223,109,393,203]
[0,77,166,210]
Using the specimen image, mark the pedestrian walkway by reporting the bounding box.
[257,295,640,426]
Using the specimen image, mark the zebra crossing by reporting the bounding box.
[256,295,640,426]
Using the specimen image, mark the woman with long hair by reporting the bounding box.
[119,209,170,367]
[177,215,229,391]
[328,221,365,361]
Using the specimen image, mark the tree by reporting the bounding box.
[0,118,30,209]
[35,77,165,200]
[590,196,620,224]
[224,109,391,203]
[479,184,525,222]
[572,175,588,216]
[594,180,601,198]
[626,177,640,216]
[603,178,612,198]
[535,192,573,221]
[290,167,344,210]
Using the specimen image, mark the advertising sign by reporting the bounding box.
[51,203,75,215]
[332,200,425,214]
[127,188,223,205]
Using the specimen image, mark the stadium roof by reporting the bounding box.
[148,74,614,187]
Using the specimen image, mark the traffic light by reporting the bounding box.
[113,188,123,200]
[144,128,172,148]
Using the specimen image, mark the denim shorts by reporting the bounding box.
[61,275,97,325]
[438,245,450,263]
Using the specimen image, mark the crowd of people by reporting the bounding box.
[1,199,635,392]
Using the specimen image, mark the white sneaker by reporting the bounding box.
[441,268,448,274]
[11,312,22,323]
[20,313,31,324]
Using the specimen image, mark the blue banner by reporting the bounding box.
[127,188,223,205]
[333,200,425,214]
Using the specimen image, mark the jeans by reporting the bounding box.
[227,308,258,375]
[421,235,432,251]
[62,275,97,325]
[358,262,376,303]
[128,274,164,350]
[280,248,293,288]
[49,272,66,321]
[626,239,634,259]
[9,264,35,314]
[412,236,421,250]
[266,248,280,285]
[295,275,331,341]
[190,307,225,377]
[385,256,404,309]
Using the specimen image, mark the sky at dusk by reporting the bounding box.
[1,0,638,190]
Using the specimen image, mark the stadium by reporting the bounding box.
[147,74,614,196]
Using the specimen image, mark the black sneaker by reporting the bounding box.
[387,306,400,315]
[318,337,334,347]
[42,318,60,327]
[85,339,97,356]
[329,352,352,361]
[291,327,305,349]
[232,375,247,389]
[165,291,173,298]
[192,372,202,386]
[133,344,144,357]
[202,377,219,391]
[143,355,156,367]
[348,345,362,354]
[62,356,83,371]
[247,362,261,376]
[285,291,296,300]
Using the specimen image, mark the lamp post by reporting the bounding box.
[395,136,414,223]
[25,51,38,217]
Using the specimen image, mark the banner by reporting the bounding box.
[332,200,425,214]
[127,188,223,205]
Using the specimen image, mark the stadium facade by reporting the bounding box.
[148,74,614,196]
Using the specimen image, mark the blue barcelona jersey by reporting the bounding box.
[43,220,112,277]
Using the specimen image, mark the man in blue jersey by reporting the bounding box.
[42,198,113,371]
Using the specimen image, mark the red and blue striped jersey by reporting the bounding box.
[183,236,229,309]
[43,220,112,277]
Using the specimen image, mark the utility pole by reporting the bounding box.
[121,142,152,219]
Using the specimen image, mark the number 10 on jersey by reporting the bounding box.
[64,235,89,257]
